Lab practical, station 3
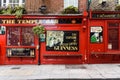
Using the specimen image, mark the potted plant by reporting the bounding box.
[13,6,26,18]
[62,5,79,14]
[0,6,26,18]
[0,6,13,14]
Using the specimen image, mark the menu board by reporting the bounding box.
[46,31,79,51]
[7,48,35,57]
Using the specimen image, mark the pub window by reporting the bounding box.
[64,0,78,8]
[1,0,25,7]
[116,0,120,4]
[7,27,34,46]
[108,22,120,50]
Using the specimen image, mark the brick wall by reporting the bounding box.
[25,0,87,14]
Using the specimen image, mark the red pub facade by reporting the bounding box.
[88,11,120,63]
[0,12,88,65]
[0,0,120,65]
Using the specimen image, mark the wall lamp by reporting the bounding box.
[39,5,47,14]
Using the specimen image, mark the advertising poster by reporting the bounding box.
[90,26,103,43]
[46,31,79,51]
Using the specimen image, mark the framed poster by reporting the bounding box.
[90,26,103,43]
[46,31,79,51]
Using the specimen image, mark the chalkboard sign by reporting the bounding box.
[46,31,79,51]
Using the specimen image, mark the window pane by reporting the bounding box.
[15,0,19,3]
[0,0,1,7]
[21,28,34,46]
[3,4,6,6]
[64,0,78,8]
[10,0,12,3]
[13,0,15,3]
[108,29,119,50]
[22,0,25,3]
[7,27,20,46]
[3,0,6,3]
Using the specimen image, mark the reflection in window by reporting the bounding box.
[7,27,20,46]
[7,27,34,46]
[108,22,120,50]
[64,0,78,8]
[22,27,34,46]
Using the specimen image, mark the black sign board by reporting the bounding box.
[7,48,35,57]
[92,13,120,19]
[46,31,79,51]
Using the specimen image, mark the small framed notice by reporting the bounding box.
[90,26,103,43]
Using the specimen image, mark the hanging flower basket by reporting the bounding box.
[32,25,45,38]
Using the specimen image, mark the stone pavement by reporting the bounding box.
[0,64,120,80]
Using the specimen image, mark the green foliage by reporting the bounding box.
[13,6,26,18]
[0,6,26,18]
[0,6,13,14]
[115,5,120,11]
[62,5,79,14]
[32,25,45,38]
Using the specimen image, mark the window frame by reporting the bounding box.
[7,27,35,47]
[1,0,25,7]
[107,22,120,50]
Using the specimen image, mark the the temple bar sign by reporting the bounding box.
[92,13,120,19]
[0,19,58,24]
[1,19,36,24]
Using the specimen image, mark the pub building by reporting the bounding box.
[0,0,88,65]
[0,0,120,65]
[88,11,120,63]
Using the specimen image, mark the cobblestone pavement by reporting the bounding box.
[0,64,120,80]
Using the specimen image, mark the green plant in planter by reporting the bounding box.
[62,5,79,14]
[0,6,13,14]
[0,6,26,18]
[115,5,120,11]
[13,6,26,18]
[32,25,45,37]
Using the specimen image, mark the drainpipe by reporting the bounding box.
[38,39,40,65]
[87,0,92,17]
